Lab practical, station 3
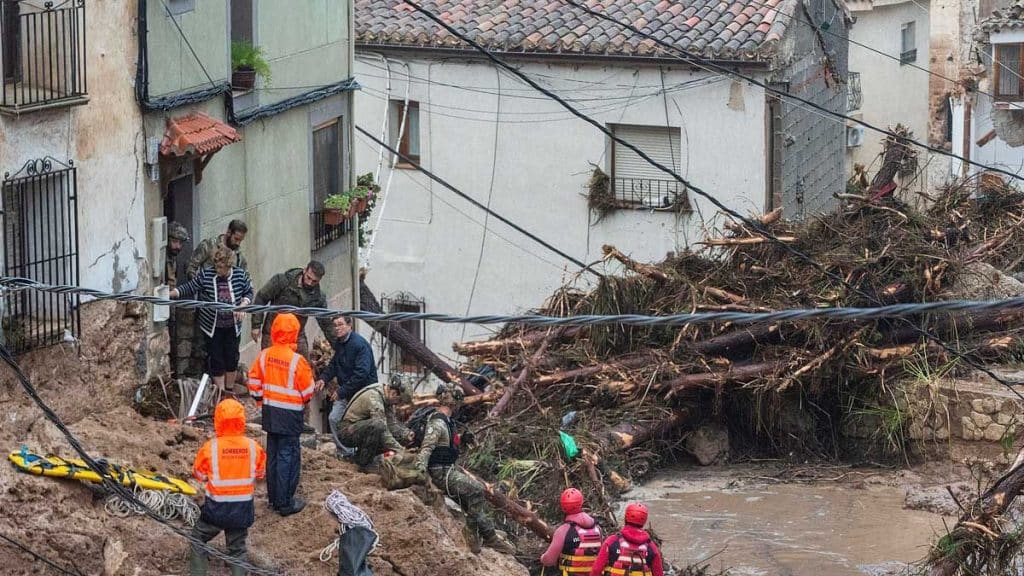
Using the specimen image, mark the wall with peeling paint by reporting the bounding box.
[0,1,147,296]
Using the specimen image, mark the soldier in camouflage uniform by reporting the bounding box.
[250,261,337,357]
[187,219,248,278]
[166,222,190,290]
[338,379,412,468]
[413,385,515,554]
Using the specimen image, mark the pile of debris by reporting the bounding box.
[445,177,1024,529]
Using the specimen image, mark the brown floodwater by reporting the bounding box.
[631,470,950,576]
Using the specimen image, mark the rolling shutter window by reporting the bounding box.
[611,125,682,203]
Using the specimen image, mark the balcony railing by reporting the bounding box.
[310,210,351,251]
[612,177,690,210]
[1,0,88,114]
[847,71,862,112]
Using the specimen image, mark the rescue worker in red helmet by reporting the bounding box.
[189,398,267,576]
[540,488,604,574]
[590,502,664,576]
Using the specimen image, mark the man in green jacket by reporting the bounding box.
[188,220,248,278]
[339,379,412,468]
[251,261,336,357]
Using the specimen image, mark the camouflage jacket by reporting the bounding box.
[186,234,247,279]
[415,415,453,472]
[252,268,336,344]
[342,384,411,444]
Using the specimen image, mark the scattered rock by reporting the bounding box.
[908,423,924,440]
[935,426,950,440]
[684,422,730,466]
[961,416,976,440]
[997,412,1013,426]
[904,483,974,515]
[949,262,1024,300]
[972,398,998,415]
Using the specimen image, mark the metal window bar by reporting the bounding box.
[0,0,87,111]
[847,71,862,112]
[1,157,80,353]
[309,210,351,251]
[611,177,690,209]
[381,292,426,375]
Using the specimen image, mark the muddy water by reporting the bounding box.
[631,470,950,576]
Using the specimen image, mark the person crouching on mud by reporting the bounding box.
[337,377,412,469]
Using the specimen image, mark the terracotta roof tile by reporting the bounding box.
[159,113,241,158]
[355,0,798,61]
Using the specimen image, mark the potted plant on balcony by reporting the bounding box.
[231,42,271,91]
[349,186,370,214]
[323,194,351,226]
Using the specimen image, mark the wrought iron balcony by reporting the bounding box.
[612,177,690,210]
[1,0,88,115]
[847,71,862,112]
[310,210,351,251]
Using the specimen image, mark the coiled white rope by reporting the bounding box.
[319,490,379,563]
[104,486,199,526]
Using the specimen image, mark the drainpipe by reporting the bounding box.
[135,0,149,103]
[962,99,972,178]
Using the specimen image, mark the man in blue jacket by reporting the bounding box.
[316,316,378,457]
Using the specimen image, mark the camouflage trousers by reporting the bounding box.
[339,419,403,467]
[429,466,495,539]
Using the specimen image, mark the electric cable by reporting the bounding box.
[0,532,83,576]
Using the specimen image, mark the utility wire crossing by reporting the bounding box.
[6,277,1024,328]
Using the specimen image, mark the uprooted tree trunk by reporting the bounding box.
[928,455,1024,576]
[488,330,560,419]
[533,353,660,386]
[458,466,554,540]
[601,410,691,451]
[359,278,481,395]
[452,326,584,356]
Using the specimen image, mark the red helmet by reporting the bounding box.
[560,488,584,515]
[624,502,648,526]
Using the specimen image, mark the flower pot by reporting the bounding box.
[324,208,346,226]
[232,68,257,91]
[347,202,359,219]
[354,196,368,214]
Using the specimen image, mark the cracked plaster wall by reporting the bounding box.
[0,1,147,295]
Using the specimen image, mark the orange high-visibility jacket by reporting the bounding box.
[193,399,266,528]
[248,313,314,435]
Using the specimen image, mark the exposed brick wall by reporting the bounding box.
[773,1,848,220]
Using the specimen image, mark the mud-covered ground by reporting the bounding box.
[0,302,527,576]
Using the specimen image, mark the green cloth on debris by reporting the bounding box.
[559,431,579,459]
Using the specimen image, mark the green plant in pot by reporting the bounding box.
[231,42,271,91]
[348,186,370,214]
[323,193,351,226]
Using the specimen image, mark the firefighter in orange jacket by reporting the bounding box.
[248,313,315,516]
[189,398,267,576]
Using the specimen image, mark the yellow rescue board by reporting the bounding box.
[8,449,196,495]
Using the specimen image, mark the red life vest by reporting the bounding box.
[603,535,653,576]
[557,521,603,574]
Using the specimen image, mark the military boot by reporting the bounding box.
[482,532,515,554]
[463,524,482,554]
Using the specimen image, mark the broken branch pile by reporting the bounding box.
[449,178,1024,531]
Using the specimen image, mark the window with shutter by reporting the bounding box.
[609,124,687,209]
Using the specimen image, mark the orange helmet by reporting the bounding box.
[624,502,648,527]
[560,488,584,515]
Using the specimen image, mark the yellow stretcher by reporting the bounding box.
[8,448,197,495]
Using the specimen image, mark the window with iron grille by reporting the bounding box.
[994,43,1024,102]
[608,124,690,210]
[0,0,88,114]
[310,118,350,250]
[382,293,425,374]
[847,71,862,112]
[389,100,420,166]
[900,22,917,64]
[1,157,80,353]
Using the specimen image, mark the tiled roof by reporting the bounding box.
[980,1,1024,33]
[160,113,242,157]
[355,0,796,61]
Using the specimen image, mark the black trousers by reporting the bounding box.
[266,433,301,510]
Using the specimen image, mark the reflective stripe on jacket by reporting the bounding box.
[603,538,653,576]
[247,313,314,436]
[205,437,258,503]
[559,521,603,574]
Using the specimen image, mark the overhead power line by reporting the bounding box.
[7,276,1024,328]
[557,0,1024,185]
[0,533,83,576]
[398,0,1024,398]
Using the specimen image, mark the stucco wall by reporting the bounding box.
[0,0,146,294]
[353,55,769,360]
[848,1,931,183]
[145,0,230,98]
[143,92,356,353]
[773,0,848,219]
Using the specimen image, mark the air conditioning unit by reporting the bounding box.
[846,125,865,148]
[151,217,167,279]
